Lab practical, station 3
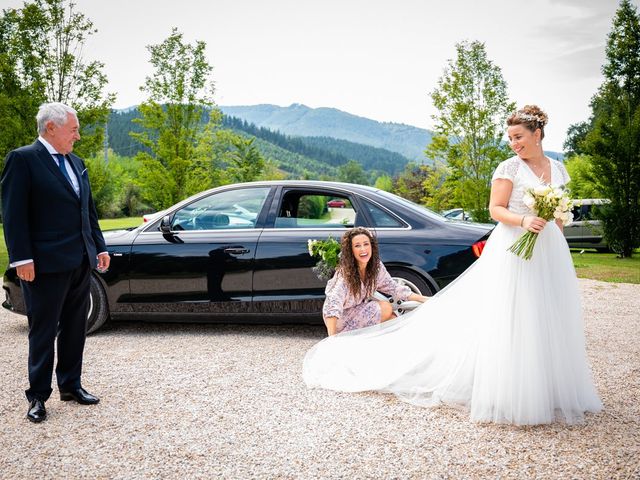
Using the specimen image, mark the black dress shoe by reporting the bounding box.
[59,387,100,405]
[27,399,46,423]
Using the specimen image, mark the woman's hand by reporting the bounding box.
[522,215,547,233]
[408,293,429,303]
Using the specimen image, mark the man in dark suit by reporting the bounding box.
[1,102,110,423]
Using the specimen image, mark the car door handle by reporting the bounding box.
[224,247,250,255]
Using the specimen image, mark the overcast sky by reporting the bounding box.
[5,0,637,151]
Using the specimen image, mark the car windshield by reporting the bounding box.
[376,190,444,221]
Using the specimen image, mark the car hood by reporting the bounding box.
[103,228,141,245]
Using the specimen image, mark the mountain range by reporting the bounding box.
[220,104,432,162]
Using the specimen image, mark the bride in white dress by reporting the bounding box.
[303,105,603,426]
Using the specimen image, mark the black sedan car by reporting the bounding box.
[3,180,493,333]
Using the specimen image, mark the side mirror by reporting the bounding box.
[160,215,172,234]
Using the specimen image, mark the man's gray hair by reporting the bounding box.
[36,102,77,134]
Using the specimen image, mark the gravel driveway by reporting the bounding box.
[0,278,638,479]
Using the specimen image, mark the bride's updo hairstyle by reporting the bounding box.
[507,105,549,139]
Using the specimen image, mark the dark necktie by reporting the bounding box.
[53,153,78,196]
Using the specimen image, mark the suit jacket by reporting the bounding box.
[1,140,107,274]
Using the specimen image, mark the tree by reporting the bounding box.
[338,160,368,185]
[393,162,431,204]
[579,0,640,257]
[374,174,393,192]
[0,10,44,160]
[563,121,591,157]
[422,166,455,212]
[0,0,113,159]
[428,40,515,223]
[564,155,603,199]
[212,130,265,184]
[132,28,220,209]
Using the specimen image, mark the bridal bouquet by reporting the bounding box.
[307,237,341,281]
[508,184,574,260]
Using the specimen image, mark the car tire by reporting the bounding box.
[87,274,109,334]
[387,268,434,297]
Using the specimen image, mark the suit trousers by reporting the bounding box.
[21,258,90,401]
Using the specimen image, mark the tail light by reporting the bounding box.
[472,240,486,258]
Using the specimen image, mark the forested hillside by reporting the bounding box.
[107,109,411,179]
[222,116,410,174]
[220,103,433,161]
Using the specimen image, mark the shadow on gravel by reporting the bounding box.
[92,319,327,340]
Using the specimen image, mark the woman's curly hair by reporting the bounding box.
[338,227,380,298]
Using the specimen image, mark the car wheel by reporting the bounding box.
[387,268,434,297]
[87,274,109,334]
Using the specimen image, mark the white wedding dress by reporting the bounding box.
[303,156,603,425]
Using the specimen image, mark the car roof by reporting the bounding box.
[170,180,383,209]
[575,198,610,205]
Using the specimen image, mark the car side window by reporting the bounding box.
[171,187,270,231]
[362,199,405,228]
[274,192,356,228]
[572,206,583,221]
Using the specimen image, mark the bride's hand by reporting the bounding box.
[522,215,547,233]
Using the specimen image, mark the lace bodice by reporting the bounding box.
[491,156,571,215]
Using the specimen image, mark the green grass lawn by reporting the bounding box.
[0,221,638,284]
[570,249,640,284]
[98,217,143,231]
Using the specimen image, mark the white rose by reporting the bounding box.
[523,193,536,209]
[559,197,569,211]
[534,184,551,196]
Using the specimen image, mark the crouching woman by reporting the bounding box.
[323,227,428,336]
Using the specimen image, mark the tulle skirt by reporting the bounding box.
[302,222,603,425]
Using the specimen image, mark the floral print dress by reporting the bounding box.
[322,261,411,333]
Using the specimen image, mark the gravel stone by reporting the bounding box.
[0,278,638,479]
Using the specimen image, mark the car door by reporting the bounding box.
[563,205,584,247]
[252,186,366,315]
[127,186,272,315]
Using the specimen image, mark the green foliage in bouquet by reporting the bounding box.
[307,237,341,281]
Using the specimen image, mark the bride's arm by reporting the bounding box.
[489,179,546,232]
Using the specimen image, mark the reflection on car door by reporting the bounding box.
[127,187,271,315]
[563,206,583,246]
[253,187,363,315]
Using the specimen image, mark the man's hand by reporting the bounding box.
[16,262,35,282]
[96,253,110,273]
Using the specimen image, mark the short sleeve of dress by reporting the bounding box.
[322,272,347,320]
[556,160,571,186]
[492,157,519,183]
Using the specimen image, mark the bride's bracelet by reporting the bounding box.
[520,215,526,227]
